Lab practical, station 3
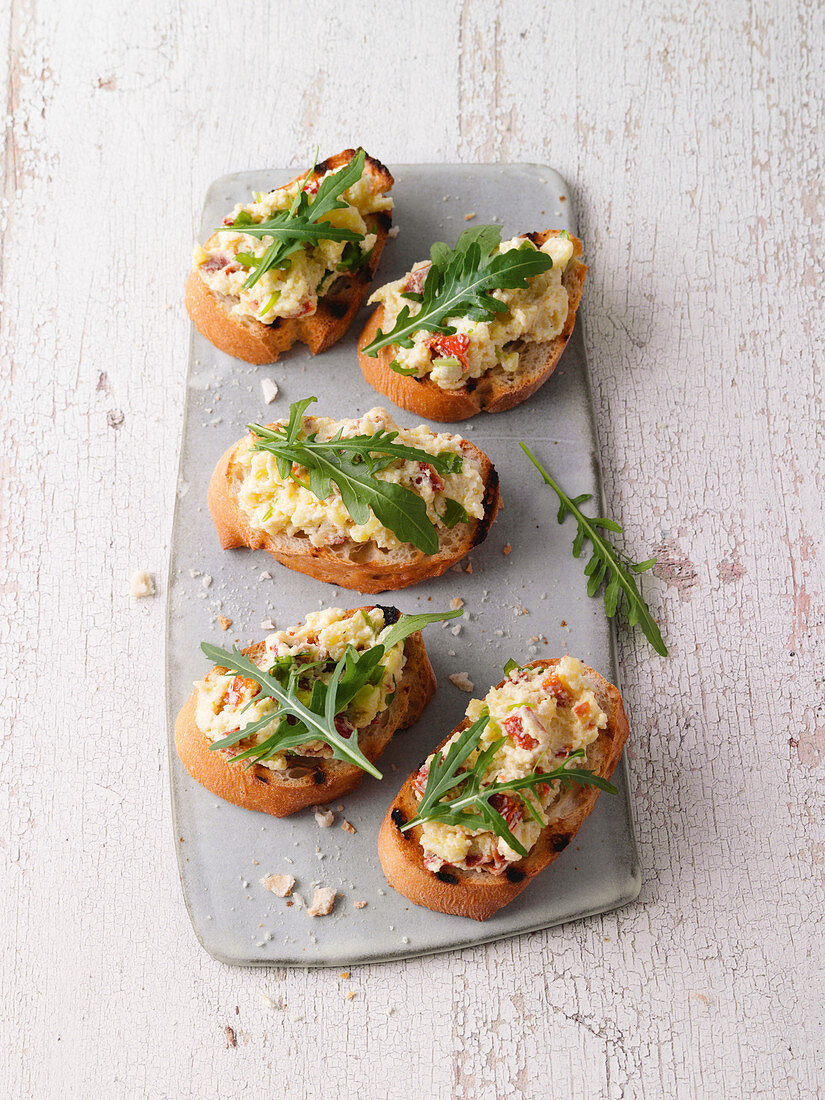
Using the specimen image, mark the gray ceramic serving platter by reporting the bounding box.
[166,163,641,967]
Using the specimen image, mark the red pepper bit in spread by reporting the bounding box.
[334,715,353,739]
[572,700,591,719]
[542,675,572,709]
[403,263,431,293]
[489,792,523,828]
[427,332,471,368]
[415,463,445,492]
[413,762,430,796]
[225,676,259,706]
[503,714,539,751]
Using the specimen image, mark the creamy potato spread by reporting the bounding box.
[194,162,392,325]
[369,234,574,390]
[194,607,405,771]
[417,657,607,874]
[234,407,485,552]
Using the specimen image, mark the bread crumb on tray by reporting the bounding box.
[307,887,337,917]
[260,873,295,898]
[260,378,280,403]
[449,672,474,692]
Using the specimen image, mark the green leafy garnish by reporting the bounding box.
[218,149,368,291]
[402,709,616,858]
[389,359,420,376]
[247,397,465,554]
[439,498,469,528]
[202,608,459,776]
[520,444,666,655]
[503,658,521,676]
[361,225,554,357]
[261,290,280,314]
[380,607,462,649]
[337,241,371,273]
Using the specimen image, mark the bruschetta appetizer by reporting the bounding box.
[378,656,628,920]
[358,225,586,421]
[186,148,394,364]
[175,604,460,816]
[208,397,500,592]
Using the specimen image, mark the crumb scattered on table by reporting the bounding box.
[129,570,155,598]
[219,615,232,631]
[260,378,279,403]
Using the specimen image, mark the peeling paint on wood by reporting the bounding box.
[1,0,823,1097]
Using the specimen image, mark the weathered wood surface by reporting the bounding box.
[1,1,822,1096]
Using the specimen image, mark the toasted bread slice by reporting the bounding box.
[175,608,436,817]
[358,231,586,421]
[186,149,394,364]
[208,427,499,593]
[378,658,629,920]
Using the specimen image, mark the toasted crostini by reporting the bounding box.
[358,228,586,421]
[186,148,394,364]
[378,657,629,920]
[174,604,451,816]
[208,399,499,592]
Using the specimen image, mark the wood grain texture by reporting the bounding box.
[1,1,822,1097]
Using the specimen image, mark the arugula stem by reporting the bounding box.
[519,443,667,656]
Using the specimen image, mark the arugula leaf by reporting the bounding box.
[201,641,382,777]
[380,607,462,650]
[362,226,554,357]
[200,607,458,775]
[247,398,465,553]
[520,444,667,656]
[218,149,368,291]
[402,710,616,857]
[439,498,469,528]
[503,658,521,676]
[389,359,420,376]
[337,241,371,273]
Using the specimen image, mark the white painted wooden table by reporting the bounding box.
[2,2,822,1096]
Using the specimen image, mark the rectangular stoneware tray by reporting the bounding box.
[166,162,642,967]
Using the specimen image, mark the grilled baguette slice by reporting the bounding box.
[207,428,499,593]
[175,608,436,817]
[186,149,394,364]
[357,231,586,422]
[378,658,629,920]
